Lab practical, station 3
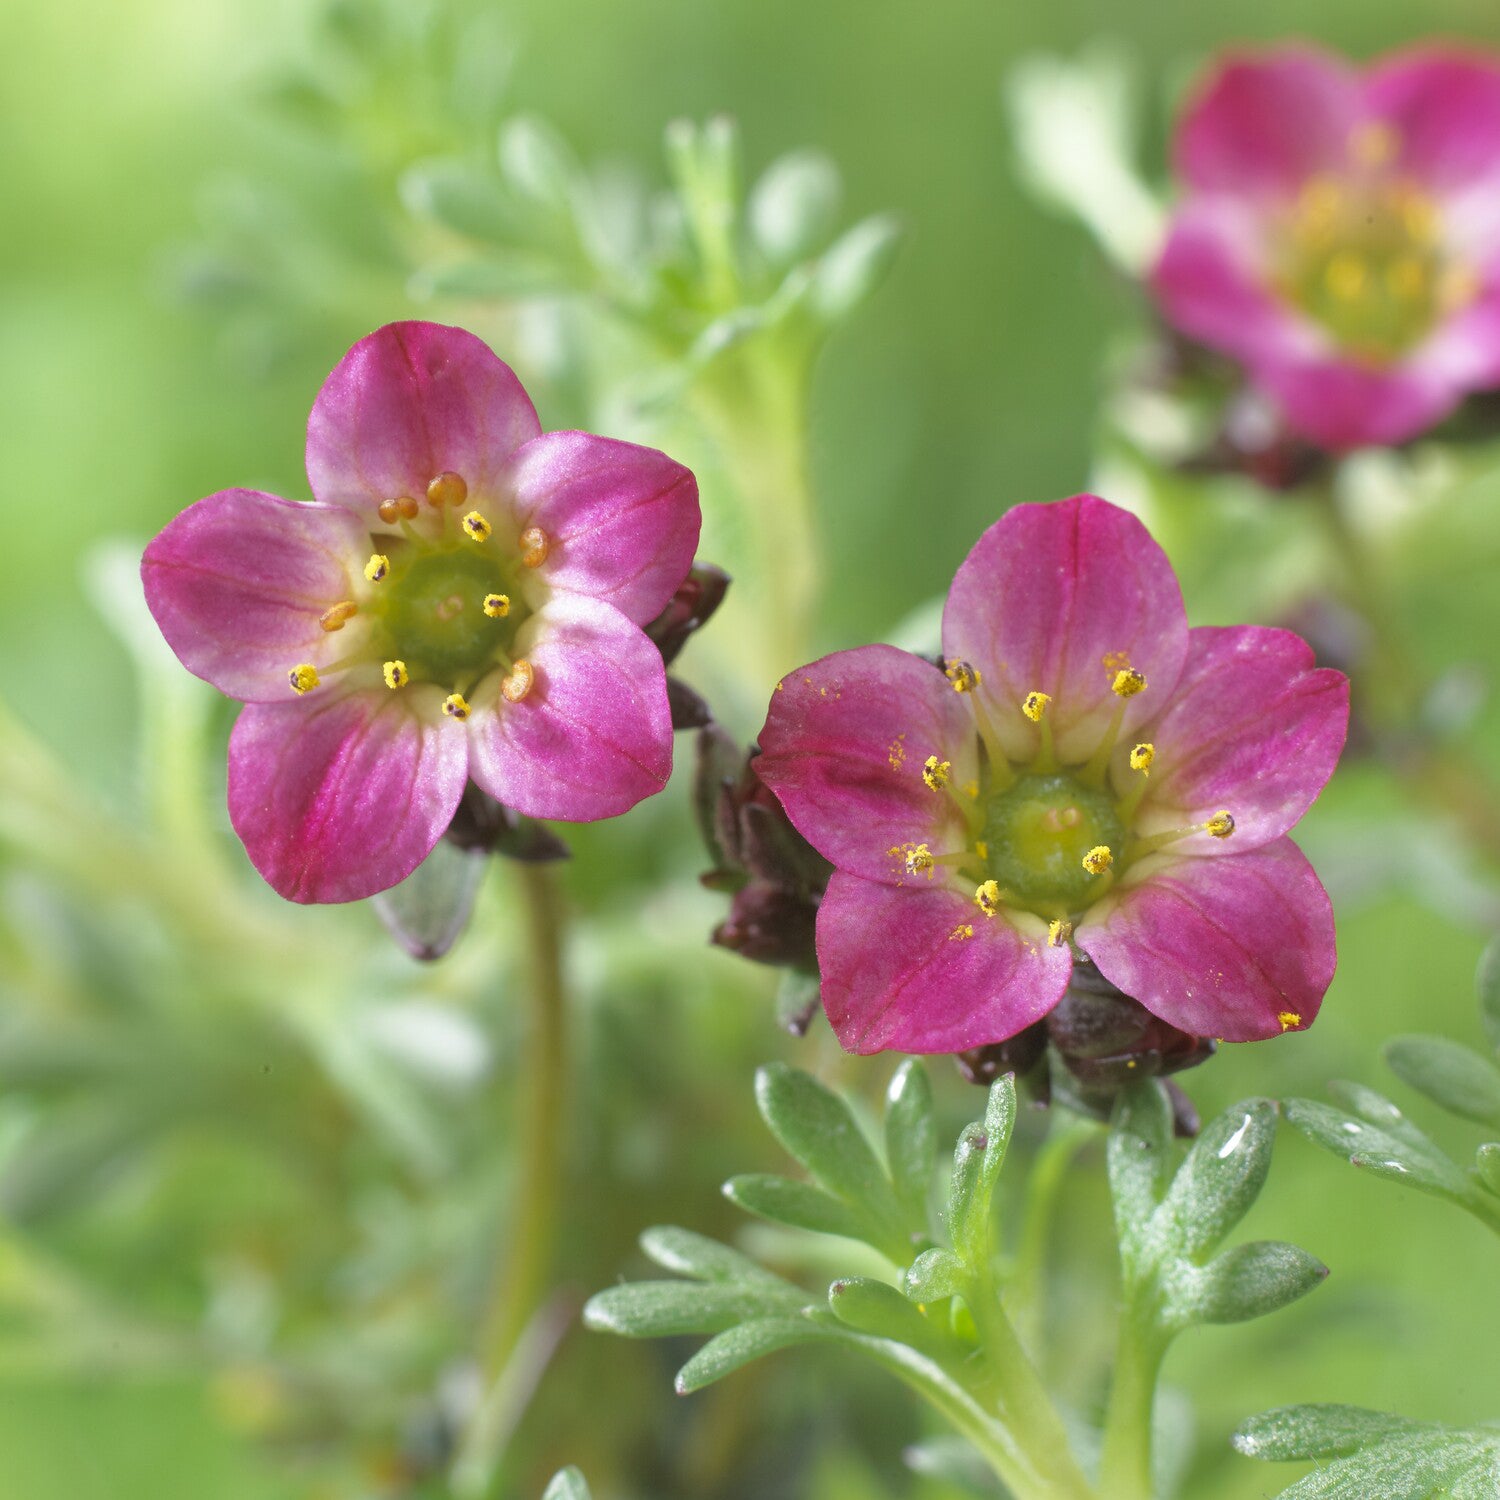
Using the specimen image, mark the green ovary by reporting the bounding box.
[981,773,1125,917]
[376,546,523,685]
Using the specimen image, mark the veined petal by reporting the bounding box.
[306,321,541,521]
[1133,626,1348,853]
[1078,839,1335,1043]
[941,496,1189,765]
[1367,49,1500,196]
[756,645,980,885]
[142,489,370,703]
[468,594,672,822]
[502,431,701,625]
[1176,48,1360,198]
[816,872,1072,1055]
[228,687,468,904]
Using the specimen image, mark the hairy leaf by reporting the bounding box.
[1385,1034,1500,1129]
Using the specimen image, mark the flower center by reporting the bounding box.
[377,545,522,684]
[980,773,1125,916]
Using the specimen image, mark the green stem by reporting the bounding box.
[1097,1299,1168,1500]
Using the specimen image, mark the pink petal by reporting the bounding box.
[1367,49,1500,196]
[1258,352,1460,451]
[306,321,541,521]
[1407,269,1500,390]
[1176,48,1360,199]
[467,594,672,822]
[228,687,468,904]
[755,645,980,885]
[1133,626,1348,853]
[816,871,1072,1055]
[941,496,1190,766]
[503,430,701,625]
[1077,839,1335,1043]
[142,489,370,703]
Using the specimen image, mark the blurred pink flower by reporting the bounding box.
[144,321,699,903]
[1153,46,1500,450]
[756,495,1348,1054]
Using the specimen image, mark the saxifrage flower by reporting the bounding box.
[1153,46,1500,450]
[755,495,1349,1055]
[143,321,700,903]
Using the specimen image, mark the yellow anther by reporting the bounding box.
[1021,690,1051,723]
[482,592,511,618]
[1129,743,1155,774]
[1325,253,1368,302]
[903,844,935,878]
[974,880,1002,918]
[461,510,492,542]
[948,923,975,942]
[1082,845,1113,875]
[520,526,550,568]
[922,755,951,791]
[383,660,409,690]
[364,553,390,583]
[1111,667,1147,698]
[1297,175,1343,228]
[945,659,981,693]
[1048,919,1072,948]
[1205,810,1236,840]
[397,495,420,519]
[1278,1010,1303,1032]
[975,840,988,861]
[287,663,319,695]
[319,601,358,632]
[427,471,468,509]
[500,659,535,703]
[1351,120,1399,168]
[442,693,471,721]
[1441,263,1481,312]
[1386,256,1426,301]
[377,498,401,525]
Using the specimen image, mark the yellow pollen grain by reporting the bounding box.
[319,600,357,632]
[364,553,390,583]
[974,879,1002,917]
[1111,667,1146,698]
[288,663,319,694]
[1082,845,1113,875]
[500,659,535,703]
[948,923,974,942]
[1325,253,1368,302]
[483,592,511,618]
[888,736,907,771]
[1048,919,1072,948]
[520,526,550,568]
[975,839,988,861]
[1351,119,1399,168]
[1129,742,1155,774]
[427,471,468,508]
[903,844,935,878]
[442,693,471,721]
[1021,689,1051,722]
[461,510,493,542]
[1205,810,1236,839]
[383,660,409,690]
[962,780,979,800]
[1278,1010,1303,1032]
[945,660,980,693]
[922,755,951,791]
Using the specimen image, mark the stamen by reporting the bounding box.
[398,495,420,520]
[974,879,1003,918]
[1111,668,1147,698]
[364,554,390,583]
[1082,845,1113,875]
[1021,690,1051,722]
[500,659,535,703]
[1350,120,1399,168]
[945,659,980,693]
[520,526,550,568]
[378,499,400,524]
[319,601,358,632]
[461,511,493,542]
[1129,743,1154,775]
[1278,1011,1303,1032]
[442,693,472,721]
[922,755,951,791]
[483,592,511,618]
[1386,256,1426,301]
[904,844,935,878]
[427,472,468,509]
[1204,810,1235,840]
[1047,919,1072,948]
[288,663,319,695]
[1325,253,1367,302]
[383,660,409,690]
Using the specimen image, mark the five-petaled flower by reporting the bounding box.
[143,321,700,902]
[1153,46,1500,451]
[755,495,1349,1055]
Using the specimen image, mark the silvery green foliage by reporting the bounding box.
[541,1468,592,1500]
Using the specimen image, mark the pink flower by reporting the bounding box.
[1153,46,1500,450]
[144,321,700,903]
[755,495,1348,1054]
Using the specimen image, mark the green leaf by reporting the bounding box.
[498,114,580,207]
[748,149,842,264]
[810,214,902,322]
[638,1226,790,1288]
[369,839,486,961]
[828,1276,942,1348]
[903,1436,1009,1494]
[409,255,577,301]
[1478,936,1500,1051]
[1107,1080,1174,1273]
[946,1075,1016,1269]
[884,1060,937,1231]
[673,1315,832,1394]
[903,1248,966,1303]
[1234,1404,1424,1460]
[1476,1142,1500,1195]
[722,1173,872,1242]
[1155,1098,1276,1260]
[542,1468,592,1500]
[1166,1240,1328,1327]
[400,160,516,243]
[1385,1034,1500,1128]
[582,1279,805,1338]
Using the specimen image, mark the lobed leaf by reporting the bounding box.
[1107,1080,1175,1273]
[1478,936,1500,1052]
[1155,1098,1276,1261]
[638,1226,791,1289]
[946,1075,1017,1269]
[1234,1403,1425,1461]
[903,1247,966,1304]
[1166,1240,1327,1328]
[541,1469,592,1500]
[1384,1034,1500,1129]
[722,1173,873,1243]
[582,1278,806,1339]
[828,1276,945,1350]
[673,1315,833,1394]
[884,1059,937,1233]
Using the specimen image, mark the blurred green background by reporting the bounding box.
[4,0,1500,1496]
